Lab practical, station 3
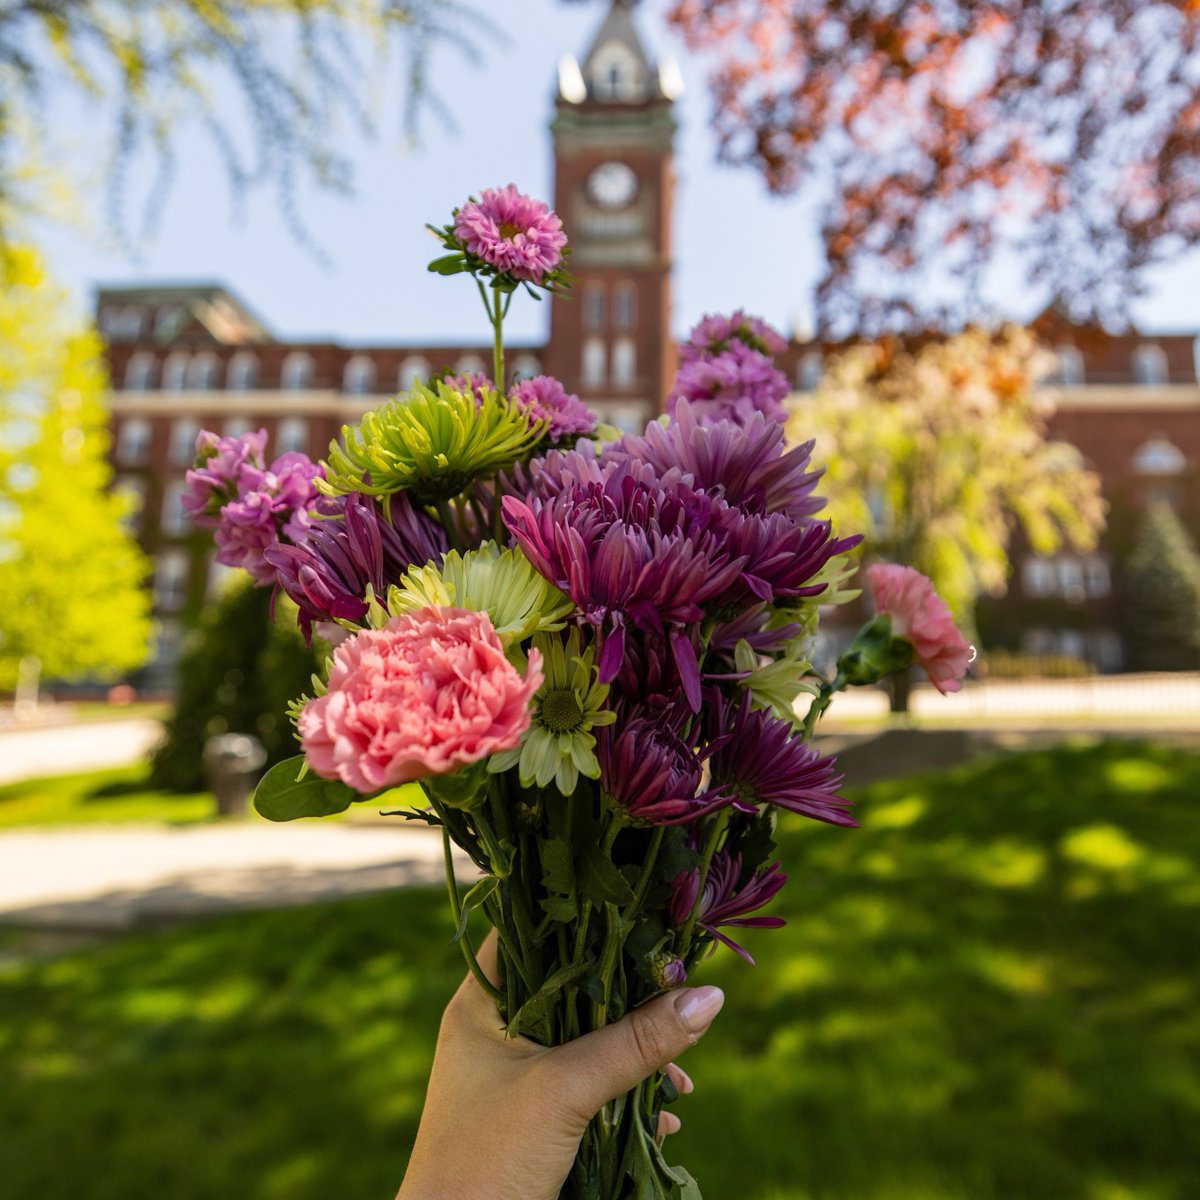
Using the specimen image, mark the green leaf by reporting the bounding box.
[507,960,591,1036]
[540,893,577,922]
[426,253,467,275]
[450,876,499,945]
[253,756,355,822]
[579,842,635,907]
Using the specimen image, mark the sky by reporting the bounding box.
[33,0,1200,347]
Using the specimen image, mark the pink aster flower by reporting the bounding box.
[453,184,567,284]
[298,607,543,793]
[681,310,788,364]
[866,564,973,694]
[182,428,268,526]
[509,375,597,443]
[667,341,790,426]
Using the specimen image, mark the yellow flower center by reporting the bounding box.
[541,689,584,733]
[498,221,524,240]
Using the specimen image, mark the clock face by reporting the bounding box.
[587,161,638,209]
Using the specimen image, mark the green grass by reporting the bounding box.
[0,739,1197,1199]
[0,764,214,828]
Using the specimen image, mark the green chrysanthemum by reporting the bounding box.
[733,638,818,726]
[319,378,546,502]
[384,541,573,643]
[488,628,615,795]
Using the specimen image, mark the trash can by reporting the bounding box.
[203,733,267,818]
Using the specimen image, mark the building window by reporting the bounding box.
[613,283,636,330]
[1053,345,1085,387]
[591,43,640,100]
[1132,344,1169,386]
[100,306,145,341]
[1057,558,1085,602]
[155,306,183,339]
[344,356,376,395]
[169,418,201,467]
[281,352,314,391]
[582,338,606,387]
[1022,558,1056,599]
[124,353,157,392]
[152,618,183,668]
[116,417,152,466]
[512,354,542,381]
[398,356,430,390]
[455,354,487,378]
[276,417,309,455]
[1132,436,1186,476]
[207,556,238,598]
[186,352,219,391]
[162,352,189,392]
[602,404,645,434]
[227,351,258,391]
[1083,557,1111,599]
[161,480,190,537]
[223,417,254,439]
[585,285,606,331]
[154,550,190,612]
[796,352,823,392]
[113,475,147,534]
[612,338,636,387]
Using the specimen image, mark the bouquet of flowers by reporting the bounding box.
[184,184,972,1199]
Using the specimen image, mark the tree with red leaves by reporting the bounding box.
[665,1,1200,333]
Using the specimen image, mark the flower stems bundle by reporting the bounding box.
[185,185,972,1199]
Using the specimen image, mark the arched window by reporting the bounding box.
[398,356,430,390]
[511,354,542,381]
[1132,344,1169,386]
[455,354,487,378]
[154,550,190,612]
[281,352,314,391]
[1054,345,1085,387]
[186,352,219,391]
[612,338,636,387]
[227,351,258,392]
[1132,436,1186,476]
[223,417,254,439]
[169,418,201,467]
[124,353,157,392]
[582,338,606,387]
[796,352,823,392]
[116,417,152,466]
[161,480,190,536]
[590,42,641,101]
[613,283,636,331]
[276,417,309,455]
[162,352,189,392]
[584,285,606,331]
[344,355,376,395]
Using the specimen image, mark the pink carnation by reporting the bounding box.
[453,184,567,284]
[298,607,543,793]
[866,564,973,694]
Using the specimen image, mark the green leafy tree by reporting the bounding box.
[0,245,151,693]
[789,325,1106,704]
[150,578,325,791]
[1121,501,1200,672]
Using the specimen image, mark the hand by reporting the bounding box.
[396,935,724,1200]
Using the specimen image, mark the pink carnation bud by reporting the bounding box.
[866,564,973,694]
[298,607,543,793]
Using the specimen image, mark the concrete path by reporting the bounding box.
[0,718,163,785]
[0,821,475,932]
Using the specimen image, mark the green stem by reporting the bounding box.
[621,824,664,928]
[434,497,462,552]
[801,672,844,740]
[474,807,513,877]
[491,284,505,387]
[440,826,503,1006]
[677,808,730,960]
[591,902,623,1029]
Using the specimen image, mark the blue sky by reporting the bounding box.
[34,0,1200,346]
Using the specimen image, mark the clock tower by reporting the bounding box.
[544,0,679,430]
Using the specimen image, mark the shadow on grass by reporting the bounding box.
[0,739,1197,1199]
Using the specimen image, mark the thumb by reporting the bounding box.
[545,986,725,1122]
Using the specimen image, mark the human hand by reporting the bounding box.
[396,935,724,1200]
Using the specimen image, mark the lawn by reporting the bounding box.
[1,739,1197,1200]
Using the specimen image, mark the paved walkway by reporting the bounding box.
[0,718,162,785]
[0,821,475,932]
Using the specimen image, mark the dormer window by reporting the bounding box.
[590,42,641,101]
[1132,344,1169,386]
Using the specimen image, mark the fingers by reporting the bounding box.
[664,1062,693,1097]
[545,986,724,1121]
[656,1110,682,1140]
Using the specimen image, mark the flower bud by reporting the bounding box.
[836,613,914,687]
[650,951,688,989]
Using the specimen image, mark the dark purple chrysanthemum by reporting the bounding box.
[667,342,790,426]
[705,693,855,827]
[668,851,787,964]
[509,375,597,443]
[604,401,826,524]
[502,464,745,708]
[680,310,788,364]
[264,493,447,644]
[598,718,725,826]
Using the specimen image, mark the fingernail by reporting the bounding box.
[676,986,725,1034]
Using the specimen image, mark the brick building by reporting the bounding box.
[100,1,1199,681]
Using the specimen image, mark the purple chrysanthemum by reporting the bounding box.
[705,692,855,827]
[667,341,790,426]
[509,375,597,443]
[668,851,787,964]
[265,493,447,644]
[680,310,788,364]
[439,371,492,405]
[598,718,724,825]
[453,184,567,284]
[604,401,826,524]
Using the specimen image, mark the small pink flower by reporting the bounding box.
[509,375,597,442]
[298,607,543,793]
[866,564,973,694]
[453,184,567,284]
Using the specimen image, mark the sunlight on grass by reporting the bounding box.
[1061,824,1146,871]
